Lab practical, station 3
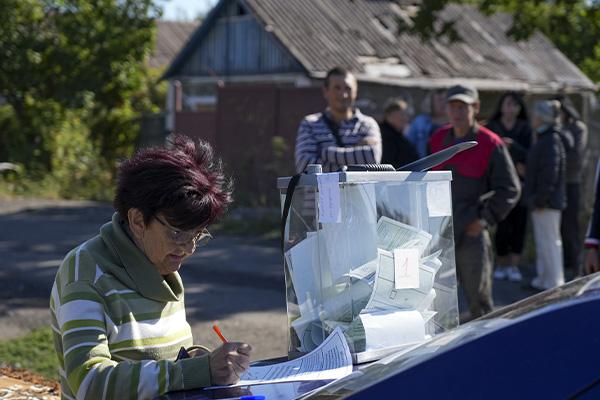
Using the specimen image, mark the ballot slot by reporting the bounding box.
[279,170,459,363]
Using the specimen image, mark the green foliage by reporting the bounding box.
[0,1,167,199]
[0,0,161,110]
[49,106,115,200]
[0,105,22,163]
[403,0,600,83]
[478,0,600,83]
[0,326,58,380]
[0,99,117,200]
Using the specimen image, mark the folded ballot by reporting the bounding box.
[344,309,426,353]
[287,212,446,355]
[363,248,437,311]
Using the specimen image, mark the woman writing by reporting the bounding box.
[50,136,251,399]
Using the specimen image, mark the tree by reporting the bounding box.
[0,0,162,169]
[402,0,600,82]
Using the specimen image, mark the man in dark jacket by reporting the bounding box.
[380,98,419,168]
[429,84,520,319]
[584,160,600,274]
[524,100,567,290]
[556,96,588,278]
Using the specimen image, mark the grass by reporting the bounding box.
[0,326,59,380]
[0,176,62,201]
[0,172,114,202]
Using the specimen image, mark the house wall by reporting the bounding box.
[179,4,303,78]
[173,83,324,205]
[175,111,217,144]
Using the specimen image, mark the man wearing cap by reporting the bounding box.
[524,100,567,290]
[429,84,520,319]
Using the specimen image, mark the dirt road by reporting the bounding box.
[0,199,288,361]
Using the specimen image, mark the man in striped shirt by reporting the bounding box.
[294,67,382,173]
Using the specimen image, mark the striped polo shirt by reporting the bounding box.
[294,108,382,173]
[50,213,210,399]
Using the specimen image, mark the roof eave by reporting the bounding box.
[347,74,597,94]
[161,0,231,81]
[239,0,311,77]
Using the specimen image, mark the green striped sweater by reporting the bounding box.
[50,213,210,399]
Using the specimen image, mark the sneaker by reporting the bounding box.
[506,266,523,282]
[529,276,546,291]
[493,267,507,280]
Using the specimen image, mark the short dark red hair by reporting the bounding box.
[113,135,233,230]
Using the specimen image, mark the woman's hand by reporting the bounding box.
[516,162,526,178]
[188,346,211,358]
[502,137,514,147]
[209,342,252,385]
[465,219,485,237]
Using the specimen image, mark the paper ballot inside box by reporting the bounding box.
[280,170,459,362]
[345,309,426,353]
[363,248,437,312]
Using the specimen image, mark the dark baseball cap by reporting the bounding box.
[446,84,479,104]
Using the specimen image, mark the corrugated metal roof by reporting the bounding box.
[166,0,596,92]
[150,20,199,68]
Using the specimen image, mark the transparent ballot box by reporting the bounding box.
[278,167,459,364]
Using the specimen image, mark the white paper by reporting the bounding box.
[377,216,432,256]
[346,259,377,281]
[319,184,378,282]
[417,288,437,312]
[365,249,437,311]
[360,310,425,351]
[422,310,437,324]
[421,250,443,274]
[321,281,371,324]
[292,315,324,352]
[285,235,320,317]
[206,327,353,389]
[393,248,420,289]
[317,173,341,223]
[426,181,452,217]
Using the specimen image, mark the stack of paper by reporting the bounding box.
[205,327,353,389]
[285,207,444,355]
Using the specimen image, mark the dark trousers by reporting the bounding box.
[561,183,581,272]
[455,229,493,318]
[495,203,528,257]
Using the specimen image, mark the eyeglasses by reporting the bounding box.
[154,215,212,247]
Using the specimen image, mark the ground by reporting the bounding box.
[0,366,59,399]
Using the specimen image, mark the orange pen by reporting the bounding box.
[212,324,228,343]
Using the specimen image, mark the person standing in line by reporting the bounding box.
[294,67,381,173]
[485,92,533,282]
[584,160,600,275]
[429,84,520,320]
[406,88,448,158]
[380,98,419,169]
[555,96,588,279]
[524,100,567,291]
